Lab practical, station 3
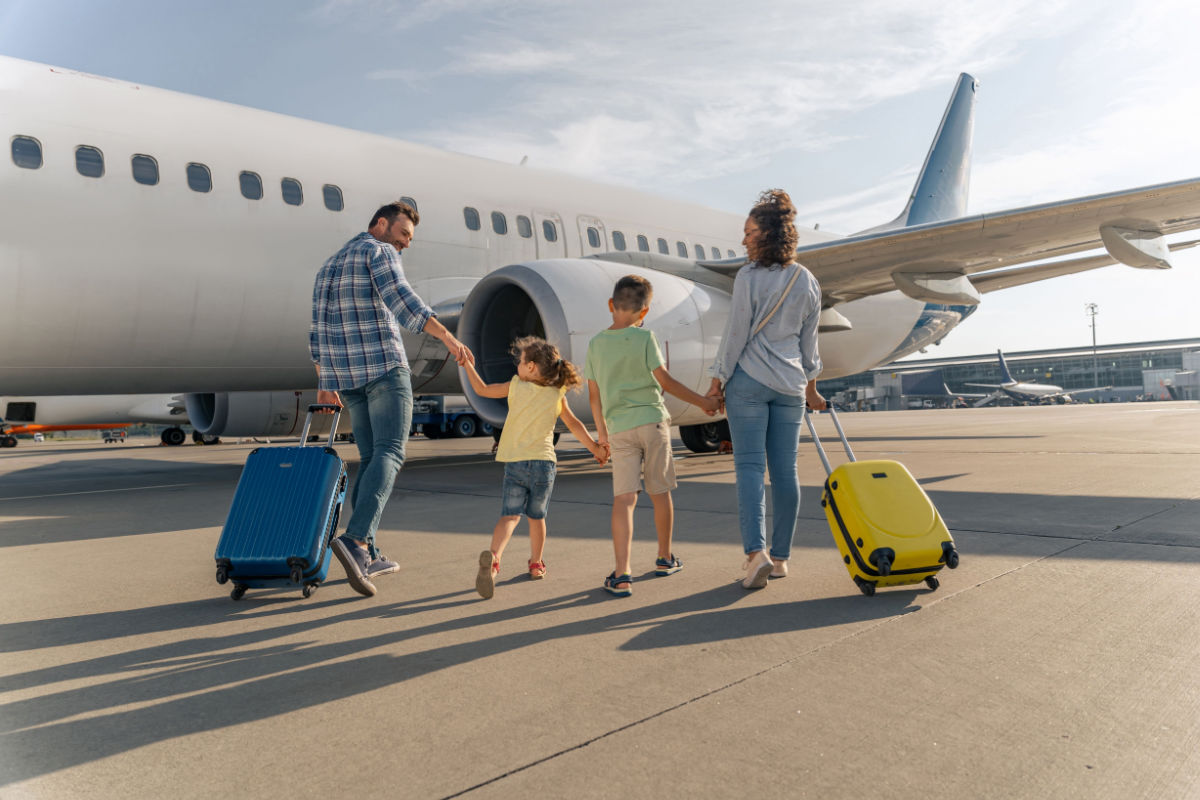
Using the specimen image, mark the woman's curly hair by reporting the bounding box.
[747,188,799,268]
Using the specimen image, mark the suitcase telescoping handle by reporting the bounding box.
[298,404,342,447]
[804,405,855,477]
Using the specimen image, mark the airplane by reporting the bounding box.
[965,350,1110,405]
[2,57,1199,452]
[0,393,193,446]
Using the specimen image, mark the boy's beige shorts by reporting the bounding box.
[609,420,677,496]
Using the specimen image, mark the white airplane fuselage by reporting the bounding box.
[0,57,945,430]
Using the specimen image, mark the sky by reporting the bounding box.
[2,0,1198,359]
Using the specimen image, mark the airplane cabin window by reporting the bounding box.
[676,241,687,257]
[131,155,159,185]
[657,237,669,255]
[637,235,649,252]
[239,171,263,200]
[323,184,344,211]
[727,249,736,258]
[492,211,508,234]
[542,220,557,242]
[464,207,481,231]
[516,215,533,238]
[711,246,721,259]
[187,163,212,193]
[281,178,303,206]
[693,244,705,260]
[11,136,42,169]
[401,196,418,211]
[75,146,104,178]
[613,231,626,251]
[587,227,601,248]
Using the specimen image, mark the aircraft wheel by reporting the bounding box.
[161,427,187,446]
[0,436,17,448]
[192,431,221,445]
[680,420,729,453]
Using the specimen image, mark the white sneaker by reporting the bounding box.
[742,551,773,590]
[770,560,788,579]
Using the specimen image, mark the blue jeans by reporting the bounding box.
[338,367,413,555]
[500,459,557,519]
[723,366,806,560]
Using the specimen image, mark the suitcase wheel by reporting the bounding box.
[925,575,940,591]
[854,576,876,597]
[945,548,960,569]
[216,566,229,585]
[230,584,247,601]
[289,566,304,584]
[302,583,317,599]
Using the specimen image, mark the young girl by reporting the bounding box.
[463,336,608,599]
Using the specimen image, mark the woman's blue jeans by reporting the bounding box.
[338,366,413,556]
[723,367,806,560]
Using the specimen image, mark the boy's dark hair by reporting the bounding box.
[612,274,653,312]
[511,336,583,391]
[368,200,420,229]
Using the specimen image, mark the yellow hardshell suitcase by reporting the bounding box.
[805,407,959,596]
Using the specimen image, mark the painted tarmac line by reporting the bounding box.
[0,483,196,502]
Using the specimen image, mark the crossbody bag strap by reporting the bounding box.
[753,264,803,336]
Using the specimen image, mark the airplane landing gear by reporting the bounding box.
[161,427,187,446]
[1,435,17,448]
[192,431,221,445]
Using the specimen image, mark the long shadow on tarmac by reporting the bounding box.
[0,583,918,785]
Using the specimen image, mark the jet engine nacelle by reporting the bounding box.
[458,259,731,428]
[184,390,340,438]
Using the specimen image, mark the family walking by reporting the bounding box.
[307,190,824,601]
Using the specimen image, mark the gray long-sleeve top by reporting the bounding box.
[710,261,823,396]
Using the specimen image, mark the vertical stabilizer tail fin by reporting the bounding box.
[997,349,1016,384]
[855,74,977,235]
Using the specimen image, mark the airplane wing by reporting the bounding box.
[789,178,1200,305]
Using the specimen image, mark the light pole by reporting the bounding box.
[1085,302,1099,394]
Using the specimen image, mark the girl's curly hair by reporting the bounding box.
[511,336,583,391]
[748,188,799,268]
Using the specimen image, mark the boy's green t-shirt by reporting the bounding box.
[584,326,669,435]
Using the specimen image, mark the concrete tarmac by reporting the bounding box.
[1,403,1198,799]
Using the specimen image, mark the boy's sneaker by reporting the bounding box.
[654,554,683,576]
[331,535,377,597]
[367,553,400,578]
[476,550,498,599]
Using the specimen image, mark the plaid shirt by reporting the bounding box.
[310,232,434,391]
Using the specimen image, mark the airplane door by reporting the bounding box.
[577,215,607,257]
[534,211,567,258]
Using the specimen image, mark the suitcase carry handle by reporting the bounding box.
[299,404,342,447]
[804,405,855,476]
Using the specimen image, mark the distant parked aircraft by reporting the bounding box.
[966,350,1109,405]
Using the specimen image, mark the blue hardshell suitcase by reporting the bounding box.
[214,405,346,600]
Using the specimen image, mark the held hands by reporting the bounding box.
[698,394,721,416]
[705,379,725,415]
[589,439,610,466]
[445,334,473,367]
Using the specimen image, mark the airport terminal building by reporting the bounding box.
[821,337,1200,409]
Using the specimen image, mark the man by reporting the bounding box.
[310,200,470,597]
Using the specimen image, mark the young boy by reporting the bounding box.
[585,275,720,597]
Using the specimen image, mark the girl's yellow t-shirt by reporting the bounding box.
[495,378,567,463]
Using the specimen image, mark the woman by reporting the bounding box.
[708,189,826,590]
